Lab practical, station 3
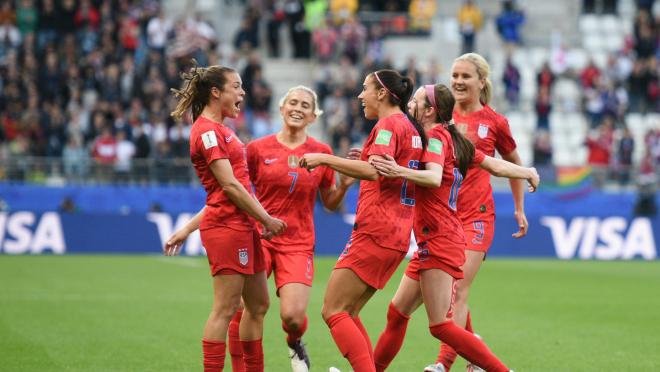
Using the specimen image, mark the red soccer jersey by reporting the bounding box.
[414,125,464,243]
[453,105,517,221]
[189,116,254,231]
[355,113,423,252]
[247,134,335,253]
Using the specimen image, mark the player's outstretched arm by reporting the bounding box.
[371,154,443,188]
[478,156,540,192]
[209,158,287,236]
[163,207,205,256]
[299,153,379,181]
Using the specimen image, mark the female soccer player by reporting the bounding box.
[370,84,538,372]
[430,52,528,372]
[237,86,353,372]
[166,64,286,372]
[299,69,425,372]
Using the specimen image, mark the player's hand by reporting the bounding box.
[339,173,357,188]
[164,229,190,256]
[370,154,401,178]
[346,147,362,160]
[299,153,325,170]
[264,216,287,237]
[527,167,540,192]
[512,210,528,238]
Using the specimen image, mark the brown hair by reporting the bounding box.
[427,84,474,178]
[170,60,236,121]
[370,69,427,148]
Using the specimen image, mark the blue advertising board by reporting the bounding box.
[0,184,658,259]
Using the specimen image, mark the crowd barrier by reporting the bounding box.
[0,184,657,260]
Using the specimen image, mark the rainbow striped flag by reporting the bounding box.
[543,165,593,199]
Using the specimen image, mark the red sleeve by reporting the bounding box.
[472,148,486,165]
[421,135,446,166]
[320,145,336,189]
[246,141,258,184]
[366,118,397,158]
[494,116,517,155]
[197,127,228,166]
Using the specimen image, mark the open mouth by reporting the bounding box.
[234,100,242,110]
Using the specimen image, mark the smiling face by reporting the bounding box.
[280,89,316,130]
[451,60,484,106]
[407,87,432,124]
[219,71,245,119]
[358,75,381,120]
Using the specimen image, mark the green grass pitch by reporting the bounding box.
[1,255,659,371]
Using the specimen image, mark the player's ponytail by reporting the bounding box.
[455,53,492,105]
[371,69,427,148]
[427,83,474,178]
[171,59,236,121]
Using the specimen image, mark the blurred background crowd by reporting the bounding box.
[0,0,658,196]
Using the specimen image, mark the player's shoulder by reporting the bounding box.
[482,105,509,127]
[377,113,410,131]
[306,136,333,154]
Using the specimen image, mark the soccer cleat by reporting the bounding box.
[466,362,485,372]
[288,339,310,372]
[328,368,341,372]
[423,363,446,372]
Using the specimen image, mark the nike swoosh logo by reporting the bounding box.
[264,158,278,164]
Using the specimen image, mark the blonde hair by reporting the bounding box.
[278,85,324,117]
[170,60,235,121]
[454,52,492,105]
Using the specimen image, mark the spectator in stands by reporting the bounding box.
[580,59,601,89]
[284,0,310,58]
[233,16,259,53]
[457,0,483,54]
[537,62,555,93]
[535,86,552,130]
[92,126,116,182]
[62,135,88,182]
[312,18,339,63]
[401,56,422,86]
[339,15,366,64]
[533,129,553,166]
[265,0,285,57]
[409,0,436,33]
[330,0,358,25]
[496,0,525,50]
[146,9,172,54]
[502,56,521,108]
[586,120,614,189]
[114,130,135,184]
[617,126,634,186]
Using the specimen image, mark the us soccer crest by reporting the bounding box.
[287,155,299,168]
[477,123,489,139]
[238,248,249,266]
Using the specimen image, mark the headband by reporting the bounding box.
[424,84,438,113]
[374,71,400,101]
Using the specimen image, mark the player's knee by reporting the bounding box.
[211,299,241,321]
[246,297,270,319]
[281,309,305,330]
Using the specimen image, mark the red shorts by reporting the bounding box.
[334,232,407,290]
[200,227,265,276]
[463,218,495,253]
[263,248,314,290]
[404,237,465,281]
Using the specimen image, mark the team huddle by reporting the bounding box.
[164,53,540,372]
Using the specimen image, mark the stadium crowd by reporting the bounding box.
[0,0,658,189]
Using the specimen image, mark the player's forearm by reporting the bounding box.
[222,182,271,224]
[401,167,442,188]
[323,155,378,181]
[321,184,350,211]
[183,207,205,234]
[501,151,525,212]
